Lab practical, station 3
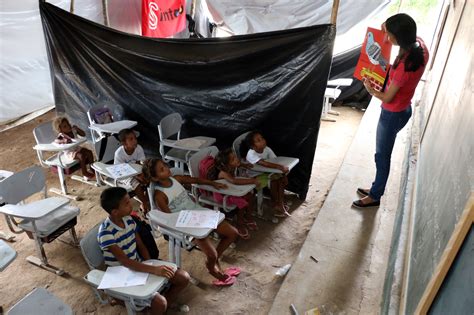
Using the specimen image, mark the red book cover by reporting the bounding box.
[142,0,186,38]
[354,27,392,91]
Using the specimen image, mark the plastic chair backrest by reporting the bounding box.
[232,132,250,160]
[158,113,183,141]
[33,121,57,145]
[80,223,104,270]
[188,146,218,178]
[0,166,45,205]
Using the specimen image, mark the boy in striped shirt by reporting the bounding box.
[98,187,190,314]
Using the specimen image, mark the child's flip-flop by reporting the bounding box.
[212,275,236,287]
[224,267,241,277]
[274,209,291,218]
[238,226,250,240]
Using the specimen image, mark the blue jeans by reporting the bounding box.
[369,106,412,200]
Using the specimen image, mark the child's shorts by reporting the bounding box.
[255,173,285,189]
[213,192,248,209]
[118,176,140,191]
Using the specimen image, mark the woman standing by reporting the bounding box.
[353,13,429,208]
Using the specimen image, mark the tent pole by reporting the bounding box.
[330,0,340,25]
[102,0,110,26]
[69,0,74,13]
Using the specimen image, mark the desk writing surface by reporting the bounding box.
[0,197,69,219]
[195,179,255,197]
[90,120,137,134]
[163,136,216,151]
[33,138,87,152]
[148,210,225,239]
[93,162,142,180]
[251,157,300,174]
[0,240,17,271]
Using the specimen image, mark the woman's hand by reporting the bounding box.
[363,78,376,95]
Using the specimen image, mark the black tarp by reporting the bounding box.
[40,2,335,199]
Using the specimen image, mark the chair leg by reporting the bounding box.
[28,230,65,276]
[168,237,175,264]
[175,239,182,268]
[70,227,79,246]
[49,167,80,200]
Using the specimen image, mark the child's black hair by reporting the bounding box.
[213,148,234,178]
[118,128,135,143]
[142,158,162,182]
[100,187,128,214]
[240,130,262,158]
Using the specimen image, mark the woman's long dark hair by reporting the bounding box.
[385,13,425,72]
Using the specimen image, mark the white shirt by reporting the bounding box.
[246,146,277,164]
[114,145,146,164]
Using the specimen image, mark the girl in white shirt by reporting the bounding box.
[244,131,290,217]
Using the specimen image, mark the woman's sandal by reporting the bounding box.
[212,275,236,287]
[224,266,241,277]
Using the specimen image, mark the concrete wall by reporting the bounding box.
[402,0,474,313]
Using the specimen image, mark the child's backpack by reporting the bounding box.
[94,107,113,124]
[198,155,219,196]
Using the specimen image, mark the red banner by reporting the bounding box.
[354,27,392,91]
[142,0,186,38]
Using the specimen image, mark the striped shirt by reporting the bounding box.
[97,216,140,266]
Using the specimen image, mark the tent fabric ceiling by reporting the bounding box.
[202,0,390,36]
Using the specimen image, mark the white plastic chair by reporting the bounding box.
[232,132,299,222]
[146,183,196,267]
[33,121,92,199]
[322,78,353,122]
[147,210,224,268]
[80,222,174,315]
[158,113,216,173]
[0,166,80,275]
[188,146,256,214]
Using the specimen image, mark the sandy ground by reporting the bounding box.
[0,106,362,314]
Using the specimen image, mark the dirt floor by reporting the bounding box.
[0,106,362,314]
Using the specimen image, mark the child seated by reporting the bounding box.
[52,116,95,179]
[242,131,290,217]
[98,187,190,315]
[114,129,150,212]
[212,148,258,239]
[142,158,241,286]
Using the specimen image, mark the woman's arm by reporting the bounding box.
[174,175,227,189]
[219,170,258,185]
[363,78,400,104]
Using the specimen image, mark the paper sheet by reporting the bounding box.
[106,163,137,178]
[98,265,149,289]
[175,210,219,229]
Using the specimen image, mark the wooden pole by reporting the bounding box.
[69,0,74,14]
[330,0,340,25]
[102,0,109,27]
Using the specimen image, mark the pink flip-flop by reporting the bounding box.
[224,267,242,277]
[212,275,236,287]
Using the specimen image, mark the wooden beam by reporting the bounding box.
[330,0,340,25]
[415,192,474,314]
[102,0,109,26]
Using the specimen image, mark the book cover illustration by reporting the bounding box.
[354,27,392,91]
